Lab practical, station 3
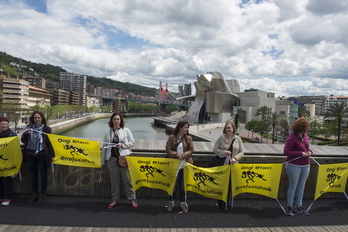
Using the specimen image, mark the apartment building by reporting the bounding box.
[0,77,29,124]
[86,95,101,108]
[288,95,327,115]
[59,72,86,105]
[27,86,51,108]
[23,76,47,89]
[323,95,348,114]
[0,77,29,109]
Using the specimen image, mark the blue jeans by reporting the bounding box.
[26,154,48,195]
[169,169,186,203]
[286,163,310,207]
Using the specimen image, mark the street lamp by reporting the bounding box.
[58,112,59,123]
[73,111,75,119]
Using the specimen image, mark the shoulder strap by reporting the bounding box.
[228,138,235,152]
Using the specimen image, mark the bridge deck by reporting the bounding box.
[91,138,348,160]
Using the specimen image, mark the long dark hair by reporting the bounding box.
[29,111,48,126]
[108,112,125,129]
[173,121,190,147]
[173,120,189,135]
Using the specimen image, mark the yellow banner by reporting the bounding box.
[0,136,22,177]
[48,134,101,168]
[314,163,348,200]
[184,163,230,202]
[232,164,283,199]
[127,156,181,195]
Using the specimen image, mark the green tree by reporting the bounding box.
[254,120,270,142]
[279,118,289,141]
[89,105,100,113]
[236,108,246,125]
[166,105,179,114]
[321,121,338,140]
[298,106,311,118]
[308,118,322,144]
[325,102,348,145]
[270,112,280,144]
[1,101,24,130]
[255,106,270,120]
[43,105,54,121]
[245,120,259,139]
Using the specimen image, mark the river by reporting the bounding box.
[60,116,170,140]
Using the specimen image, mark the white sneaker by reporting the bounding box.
[1,199,11,206]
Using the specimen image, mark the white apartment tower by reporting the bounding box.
[323,95,348,114]
[59,72,86,105]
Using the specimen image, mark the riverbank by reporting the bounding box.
[50,113,109,134]
[153,117,276,144]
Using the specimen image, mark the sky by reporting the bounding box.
[1,0,347,97]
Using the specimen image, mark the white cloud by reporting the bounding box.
[0,0,347,97]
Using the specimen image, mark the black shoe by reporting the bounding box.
[27,193,39,204]
[37,195,46,205]
[286,206,294,216]
[293,206,309,215]
[218,201,227,212]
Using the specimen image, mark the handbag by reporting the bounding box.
[110,130,128,167]
[209,138,235,167]
[117,155,128,167]
[209,155,226,167]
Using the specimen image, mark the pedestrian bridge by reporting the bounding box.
[14,138,348,199]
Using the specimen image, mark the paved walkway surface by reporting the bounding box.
[1,194,347,229]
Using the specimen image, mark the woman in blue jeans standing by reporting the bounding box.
[284,117,312,216]
[165,121,194,213]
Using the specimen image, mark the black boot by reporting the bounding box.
[218,200,227,212]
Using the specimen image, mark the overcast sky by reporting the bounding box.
[1,0,347,97]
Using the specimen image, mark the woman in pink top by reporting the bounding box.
[284,118,313,216]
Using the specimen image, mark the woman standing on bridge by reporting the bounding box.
[21,111,55,205]
[165,120,194,213]
[213,121,244,211]
[101,112,138,210]
[0,117,17,206]
[284,117,312,216]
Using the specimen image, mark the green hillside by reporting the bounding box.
[0,52,158,96]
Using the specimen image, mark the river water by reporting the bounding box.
[61,116,169,140]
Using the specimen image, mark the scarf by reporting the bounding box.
[27,124,45,153]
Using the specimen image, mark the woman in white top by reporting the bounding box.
[101,112,138,209]
[213,121,244,211]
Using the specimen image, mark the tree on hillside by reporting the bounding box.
[325,102,348,145]
[255,106,270,120]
